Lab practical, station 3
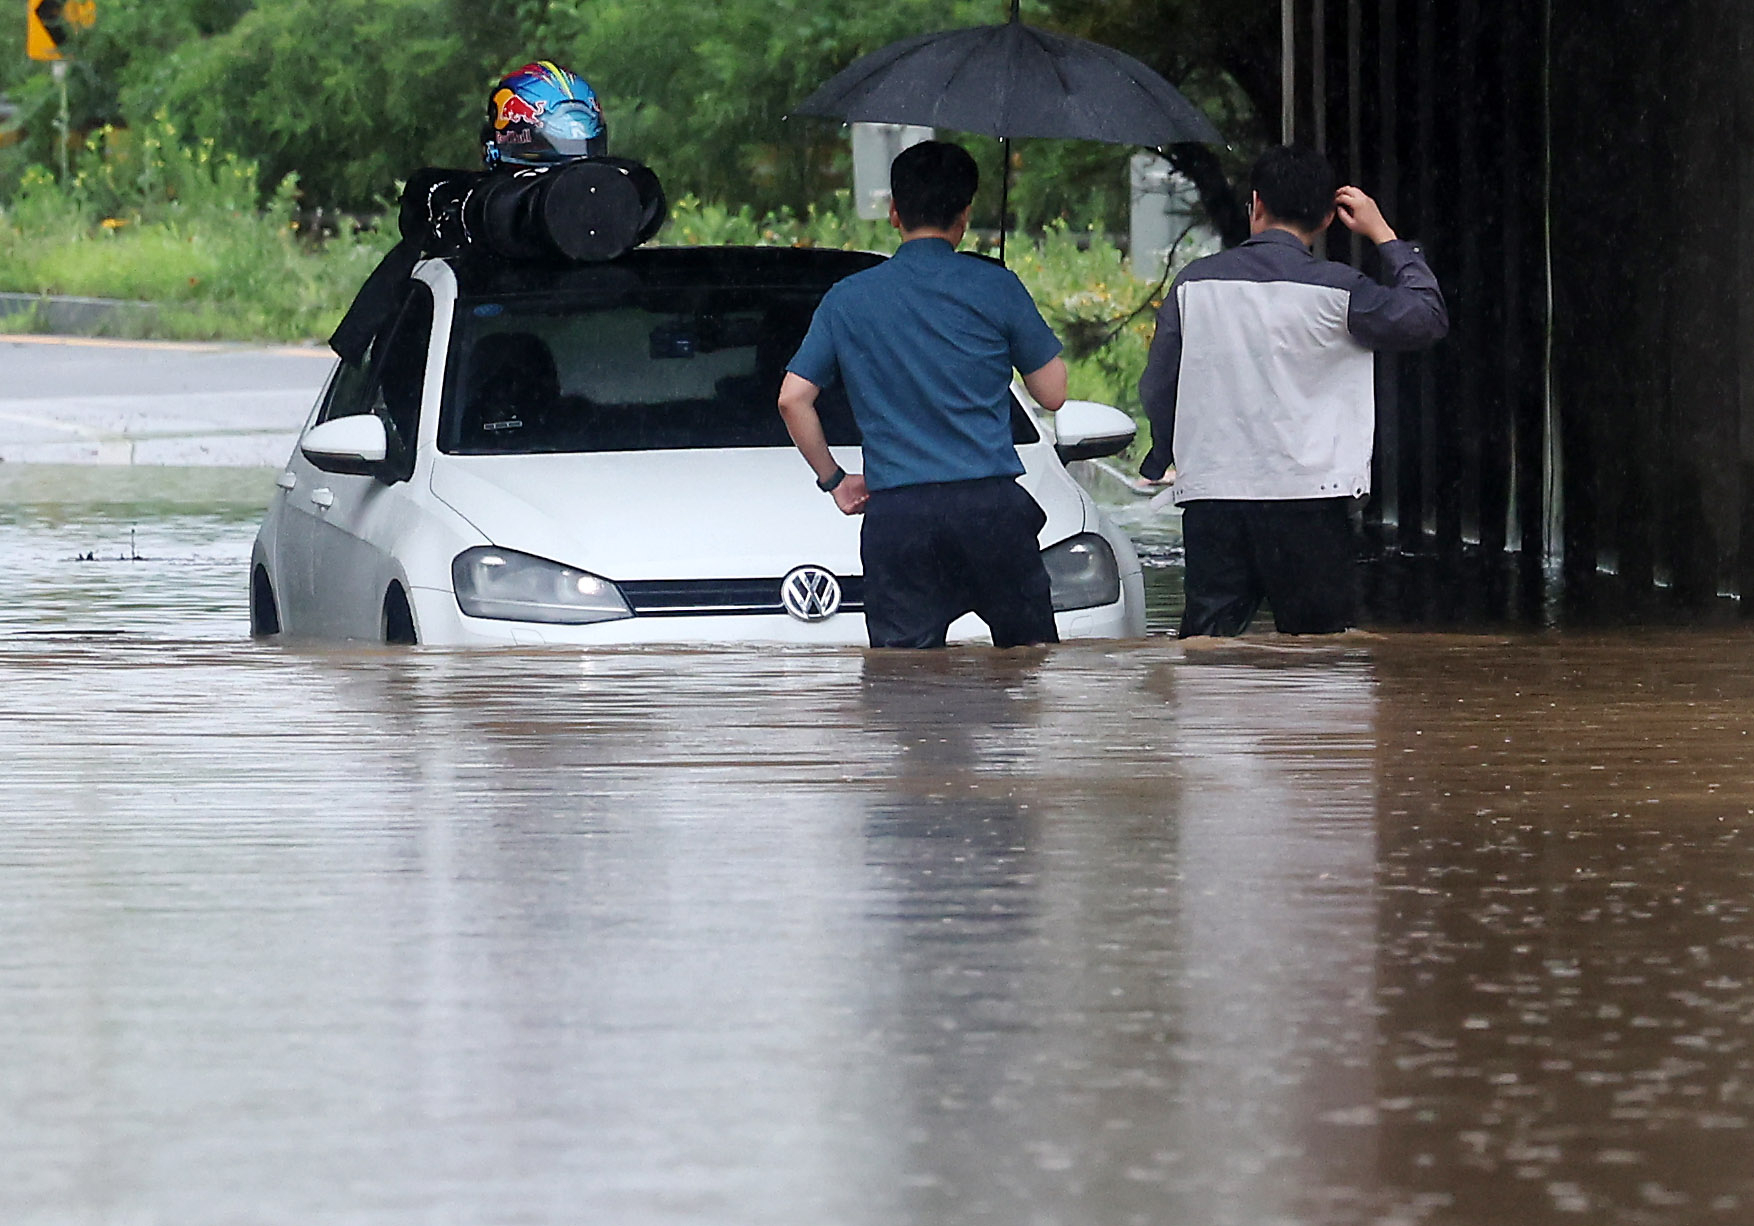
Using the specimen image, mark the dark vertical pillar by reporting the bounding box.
[1498,0,1549,576]
[1550,1,1633,598]
[1445,0,1486,553]
[1666,0,1742,603]
[1550,0,1747,615]
[1370,0,1402,539]
[1739,3,1754,607]
[1413,0,1439,542]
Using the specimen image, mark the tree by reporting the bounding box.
[1044,0,1281,244]
[0,0,1277,224]
[130,0,510,209]
[541,0,1000,215]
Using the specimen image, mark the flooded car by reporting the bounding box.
[250,247,1146,645]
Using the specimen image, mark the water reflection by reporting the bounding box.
[5,478,1754,1225]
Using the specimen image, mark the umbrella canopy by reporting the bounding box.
[792,3,1221,259]
[793,8,1222,150]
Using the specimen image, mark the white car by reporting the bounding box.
[251,247,1147,646]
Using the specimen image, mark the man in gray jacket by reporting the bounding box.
[1139,144,1448,637]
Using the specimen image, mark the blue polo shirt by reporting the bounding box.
[786,238,1063,491]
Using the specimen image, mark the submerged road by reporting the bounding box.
[0,443,1750,1223]
[3,611,1754,1225]
[0,336,331,467]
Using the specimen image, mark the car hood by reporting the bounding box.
[429,449,866,580]
[428,446,1085,582]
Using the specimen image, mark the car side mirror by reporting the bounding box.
[301,414,389,477]
[1053,400,1137,463]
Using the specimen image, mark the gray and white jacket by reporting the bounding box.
[1137,228,1448,499]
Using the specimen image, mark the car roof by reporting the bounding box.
[448,245,888,298]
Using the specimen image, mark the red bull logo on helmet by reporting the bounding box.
[493,88,548,130]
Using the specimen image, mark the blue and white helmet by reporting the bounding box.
[484,61,608,169]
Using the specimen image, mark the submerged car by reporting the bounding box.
[251,247,1147,646]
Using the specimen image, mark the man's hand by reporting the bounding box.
[1334,186,1397,244]
[832,473,869,516]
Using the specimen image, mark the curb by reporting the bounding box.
[0,291,161,336]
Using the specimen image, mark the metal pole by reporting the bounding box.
[1282,0,1296,144]
[52,59,69,184]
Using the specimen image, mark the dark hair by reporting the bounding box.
[890,140,980,231]
[1250,145,1337,229]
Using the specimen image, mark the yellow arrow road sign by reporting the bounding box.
[27,0,95,62]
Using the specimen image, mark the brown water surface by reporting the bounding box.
[2,482,1752,1225]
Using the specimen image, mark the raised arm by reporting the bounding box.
[1336,186,1450,351]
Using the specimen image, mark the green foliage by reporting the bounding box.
[0,118,391,340]
[2,0,1268,228]
[133,0,491,211]
[547,0,1001,215]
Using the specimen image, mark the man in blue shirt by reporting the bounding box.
[778,140,1069,648]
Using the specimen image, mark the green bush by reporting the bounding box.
[0,118,394,340]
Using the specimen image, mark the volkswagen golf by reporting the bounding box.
[250,246,1146,646]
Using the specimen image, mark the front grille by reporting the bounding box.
[620,576,865,617]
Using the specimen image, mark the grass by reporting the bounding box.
[0,127,1196,439]
[0,119,395,342]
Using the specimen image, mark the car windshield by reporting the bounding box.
[441,284,861,455]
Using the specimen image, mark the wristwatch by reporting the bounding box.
[817,466,846,493]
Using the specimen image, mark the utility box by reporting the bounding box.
[851,123,934,220]
[1129,153,1203,279]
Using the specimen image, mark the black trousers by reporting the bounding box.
[1178,497,1359,637]
[861,476,1059,649]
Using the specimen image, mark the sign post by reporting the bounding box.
[25,0,94,182]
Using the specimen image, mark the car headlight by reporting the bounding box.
[452,547,632,624]
[1042,533,1121,612]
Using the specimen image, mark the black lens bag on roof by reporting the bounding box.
[399,157,666,262]
[331,157,667,360]
[466,162,640,261]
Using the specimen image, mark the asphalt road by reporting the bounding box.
[0,336,334,466]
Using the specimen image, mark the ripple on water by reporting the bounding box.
[3,475,1754,1225]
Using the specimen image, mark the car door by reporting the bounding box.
[273,357,368,636]
[282,283,435,639]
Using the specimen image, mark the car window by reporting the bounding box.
[319,283,433,434]
[441,286,861,455]
[441,284,1045,456]
[367,286,433,455]
[314,284,433,480]
[316,350,374,426]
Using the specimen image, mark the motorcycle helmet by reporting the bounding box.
[483,61,608,169]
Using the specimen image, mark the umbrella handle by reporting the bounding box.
[998,136,1010,264]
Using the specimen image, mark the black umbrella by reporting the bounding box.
[792,0,1223,260]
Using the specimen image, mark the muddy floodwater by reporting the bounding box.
[4,469,1754,1226]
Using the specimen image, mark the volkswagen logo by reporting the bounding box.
[781,566,842,622]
